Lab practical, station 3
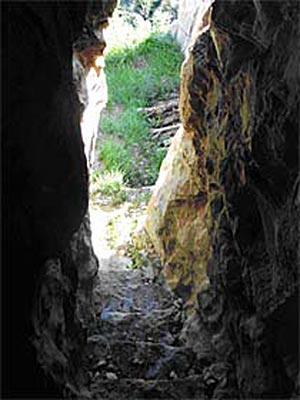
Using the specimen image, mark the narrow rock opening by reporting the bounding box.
[2,1,299,399]
[84,3,183,271]
[72,5,200,396]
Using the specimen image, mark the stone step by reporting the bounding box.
[88,375,206,400]
[96,297,185,345]
[88,336,196,381]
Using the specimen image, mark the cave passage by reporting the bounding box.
[82,3,183,302]
[74,4,200,397]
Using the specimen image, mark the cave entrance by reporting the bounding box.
[82,2,183,274]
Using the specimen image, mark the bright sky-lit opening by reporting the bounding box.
[79,1,182,273]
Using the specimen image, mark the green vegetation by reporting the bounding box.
[105,1,178,53]
[98,32,183,187]
[107,216,120,249]
[91,170,127,206]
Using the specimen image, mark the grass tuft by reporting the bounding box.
[91,170,127,205]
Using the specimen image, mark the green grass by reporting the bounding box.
[91,170,127,205]
[106,33,182,107]
[98,32,183,187]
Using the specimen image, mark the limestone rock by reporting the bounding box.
[73,9,110,169]
[145,125,210,308]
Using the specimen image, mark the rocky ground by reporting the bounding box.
[88,263,207,399]
[84,238,207,399]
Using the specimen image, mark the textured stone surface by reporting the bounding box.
[178,0,299,398]
[2,1,115,398]
[149,0,299,397]
[146,1,214,309]
[32,213,100,397]
[78,64,108,168]
[145,126,210,309]
[85,264,205,399]
[73,4,112,168]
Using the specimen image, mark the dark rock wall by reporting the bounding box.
[2,2,115,398]
[181,0,299,398]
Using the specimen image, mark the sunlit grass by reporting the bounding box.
[98,32,183,186]
[91,169,127,205]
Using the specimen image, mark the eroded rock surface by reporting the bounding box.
[2,1,115,398]
[146,2,213,309]
[150,0,299,398]
[145,125,210,308]
[73,7,112,168]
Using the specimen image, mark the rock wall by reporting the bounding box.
[171,0,213,55]
[73,13,109,169]
[2,1,116,398]
[148,0,299,397]
[146,0,214,309]
[145,125,211,309]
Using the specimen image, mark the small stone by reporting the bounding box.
[169,370,178,379]
[205,377,217,386]
[95,359,107,368]
[87,334,106,343]
[106,372,118,380]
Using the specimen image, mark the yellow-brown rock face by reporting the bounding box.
[146,5,252,310]
[148,0,299,396]
[145,49,210,309]
[145,124,210,308]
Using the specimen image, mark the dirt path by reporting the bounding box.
[87,263,205,399]
[84,185,207,399]
[90,186,152,269]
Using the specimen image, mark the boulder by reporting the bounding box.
[145,125,210,309]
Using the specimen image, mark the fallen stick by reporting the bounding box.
[151,123,181,135]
